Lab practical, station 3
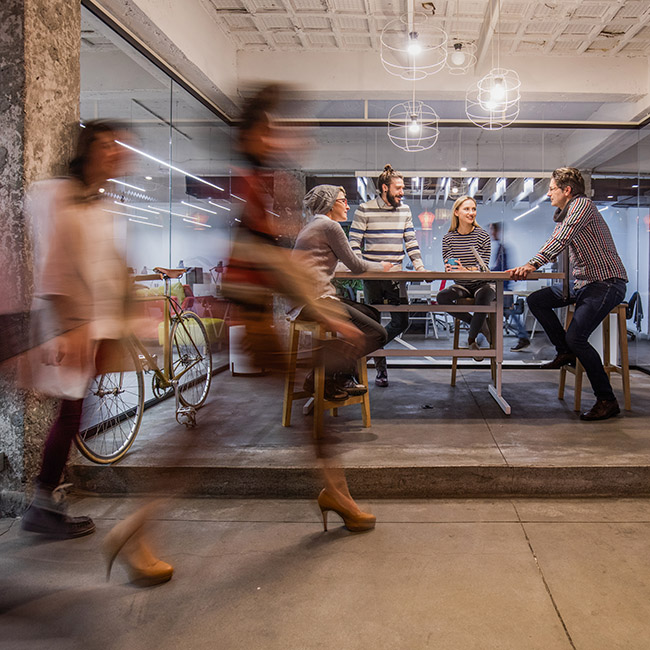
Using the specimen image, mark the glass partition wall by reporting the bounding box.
[306,124,649,368]
[81,3,648,372]
[81,5,232,377]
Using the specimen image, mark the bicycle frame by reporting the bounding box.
[132,275,205,388]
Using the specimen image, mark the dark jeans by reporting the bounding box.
[363,280,408,372]
[527,279,627,401]
[437,283,496,342]
[36,399,84,491]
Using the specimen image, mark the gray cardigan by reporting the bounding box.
[292,215,383,305]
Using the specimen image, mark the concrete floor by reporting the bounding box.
[5,358,650,648]
[2,496,650,649]
[69,364,650,497]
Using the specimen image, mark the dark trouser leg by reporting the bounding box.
[566,280,626,401]
[437,284,473,342]
[340,300,388,359]
[527,285,572,353]
[364,280,407,373]
[468,284,496,341]
[36,399,84,491]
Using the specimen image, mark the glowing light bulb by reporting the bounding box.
[490,78,506,102]
[408,32,421,55]
[409,117,420,134]
[484,99,497,111]
[451,43,466,66]
[460,166,468,172]
[451,186,459,194]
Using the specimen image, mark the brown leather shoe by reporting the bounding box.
[580,398,621,421]
[540,352,576,370]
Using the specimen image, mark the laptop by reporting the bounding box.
[470,245,491,272]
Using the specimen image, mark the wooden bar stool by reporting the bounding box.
[450,299,497,387]
[558,303,631,411]
[282,320,371,438]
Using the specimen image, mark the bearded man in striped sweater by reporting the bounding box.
[509,167,627,421]
[349,164,426,387]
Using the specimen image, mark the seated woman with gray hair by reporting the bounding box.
[291,184,390,400]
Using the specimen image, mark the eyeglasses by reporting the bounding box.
[548,185,561,193]
[335,198,348,206]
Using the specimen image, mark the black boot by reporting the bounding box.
[21,485,95,539]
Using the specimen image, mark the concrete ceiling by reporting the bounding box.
[200,0,650,58]
[83,0,650,187]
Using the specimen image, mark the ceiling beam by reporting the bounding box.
[474,0,500,69]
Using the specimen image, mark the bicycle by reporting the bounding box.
[75,267,213,464]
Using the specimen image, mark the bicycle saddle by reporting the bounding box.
[153,267,187,279]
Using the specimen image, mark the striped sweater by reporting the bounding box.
[349,197,424,270]
[442,226,491,290]
[529,196,627,289]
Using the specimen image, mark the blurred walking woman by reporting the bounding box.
[21,121,172,586]
[437,195,495,354]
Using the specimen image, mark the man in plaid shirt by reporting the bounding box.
[509,167,627,421]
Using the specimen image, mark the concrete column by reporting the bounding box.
[0,0,80,513]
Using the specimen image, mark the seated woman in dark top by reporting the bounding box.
[291,184,390,398]
[437,195,495,356]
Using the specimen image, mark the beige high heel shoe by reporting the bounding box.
[103,510,173,587]
[317,489,376,532]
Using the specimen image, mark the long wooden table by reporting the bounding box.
[334,270,564,415]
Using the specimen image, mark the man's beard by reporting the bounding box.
[386,190,401,208]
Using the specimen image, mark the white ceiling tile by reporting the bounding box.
[259,15,295,28]
[290,0,327,11]
[336,16,369,31]
[307,33,338,46]
[223,15,257,30]
[562,22,595,35]
[331,0,367,14]
[586,36,619,52]
[205,0,247,10]
[272,31,302,45]
[248,0,288,11]
[551,39,579,53]
[235,31,269,44]
[342,34,372,47]
[573,2,613,19]
[299,15,332,29]
[524,21,560,35]
[615,1,648,19]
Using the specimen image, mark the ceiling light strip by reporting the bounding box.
[115,140,225,191]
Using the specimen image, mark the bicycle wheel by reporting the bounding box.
[76,343,145,464]
[170,311,212,408]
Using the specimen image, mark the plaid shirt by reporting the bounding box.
[529,196,627,289]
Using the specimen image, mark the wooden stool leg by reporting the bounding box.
[313,361,325,439]
[358,356,371,427]
[573,361,584,412]
[488,314,496,383]
[282,324,300,427]
[559,307,572,402]
[618,305,631,410]
[451,321,460,387]
[558,366,567,400]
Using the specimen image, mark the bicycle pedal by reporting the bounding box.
[176,406,197,428]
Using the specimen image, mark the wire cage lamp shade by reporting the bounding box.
[388,101,439,152]
[381,13,448,81]
[465,67,521,130]
[446,41,477,75]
